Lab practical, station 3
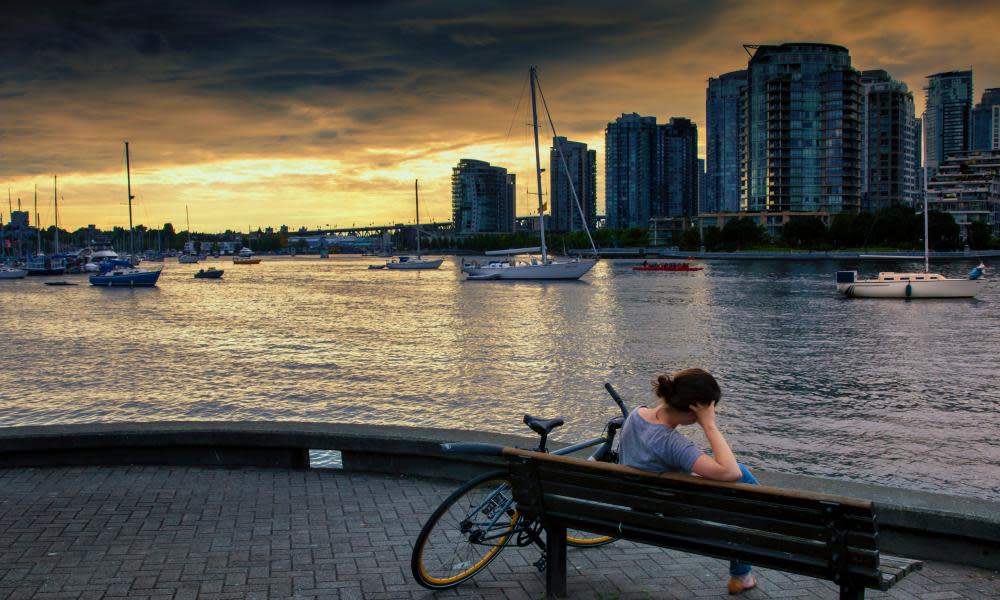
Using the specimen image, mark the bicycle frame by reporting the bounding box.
[458,384,629,547]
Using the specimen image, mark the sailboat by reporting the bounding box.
[90,142,162,287]
[178,206,199,263]
[836,167,985,298]
[386,180,443,270]
[461,66,597,281]
[25,178,67,276]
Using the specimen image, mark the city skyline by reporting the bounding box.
[3,1,1000,231]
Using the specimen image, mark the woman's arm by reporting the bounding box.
[689,403,742,481]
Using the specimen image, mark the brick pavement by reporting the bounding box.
[0,466,996,599]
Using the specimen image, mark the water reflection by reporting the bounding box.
[0,256,998,500]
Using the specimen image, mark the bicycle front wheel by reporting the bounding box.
[411,470,520,590]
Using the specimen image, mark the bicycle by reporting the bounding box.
[411,383,630,590]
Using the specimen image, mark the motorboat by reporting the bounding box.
[836,265,985,298]
[194,267,224,279]
[0,266,27,279]
[233,246,260,264]
[89,259,161,287]
[633,262,703,272]
[178,254,199,264]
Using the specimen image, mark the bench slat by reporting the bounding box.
[541,493,882,569]
[530,470,880,548]
[518,460,879,537]
[505,448,874,513]
[877,555,923,590]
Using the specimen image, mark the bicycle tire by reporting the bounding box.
[411,470,520,590]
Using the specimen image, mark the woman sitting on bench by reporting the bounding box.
[619,367,758,595]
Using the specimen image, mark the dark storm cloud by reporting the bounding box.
[3,0,1000,230]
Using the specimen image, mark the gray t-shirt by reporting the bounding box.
[619,407,703,474]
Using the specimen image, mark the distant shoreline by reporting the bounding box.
[558,248,1000,261]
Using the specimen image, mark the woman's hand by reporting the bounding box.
[690,402,717,429]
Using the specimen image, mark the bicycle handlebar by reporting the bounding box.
[440,442,505,456]
[604,383,629,418]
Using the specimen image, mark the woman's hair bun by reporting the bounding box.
[653,374,674,399]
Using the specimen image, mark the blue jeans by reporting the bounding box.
[729,464,758,577]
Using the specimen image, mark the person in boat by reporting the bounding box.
[618,368,758,595]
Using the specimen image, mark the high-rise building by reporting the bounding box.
[549,137,597,232]
[973,88,1000,151]
[706,70,747,213]
[926,150,1000,237]
[924,70,973,170]
[657,117,699,218]
[605,113,658,228]
[451,159,516,234]
[742,43,862,214]
[860,70,919,211]
[698,158,706,216]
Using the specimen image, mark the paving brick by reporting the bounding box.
[0,466,996,599]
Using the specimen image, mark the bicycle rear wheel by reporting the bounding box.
[411,471,520,590]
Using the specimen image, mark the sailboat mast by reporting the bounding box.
[53,176,59,254]
[528,66,548,264]
[125,141,134,256]
[34,185,40,255]
[415,179,421,258]
[923,166,930,273]
[186,205,191,250]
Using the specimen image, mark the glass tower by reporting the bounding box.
[451,159,516,234]
[605,113,658,228]
[706,70,747,213]
[657,117,699,218]
[924,71,973,170]
[742,43,862,213]
[860,70,918,210]
[549,137,597,232]
[973,88,1000,151]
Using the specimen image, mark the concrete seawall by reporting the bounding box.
[0,421,996,570]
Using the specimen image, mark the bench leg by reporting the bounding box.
[839,584,863,600]
[545,522,567,599]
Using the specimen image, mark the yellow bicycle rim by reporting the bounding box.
[417,510,519,586]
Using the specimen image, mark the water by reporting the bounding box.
[1,256,998,500]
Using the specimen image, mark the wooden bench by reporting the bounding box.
[502,448,922,599]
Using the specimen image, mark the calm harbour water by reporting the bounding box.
[1,256,998,500]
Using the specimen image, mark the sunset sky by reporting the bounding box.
[3,0,1000,232]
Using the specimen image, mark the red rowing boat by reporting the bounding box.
[632,263,703,272]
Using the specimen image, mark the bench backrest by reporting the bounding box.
[504,448,882,590]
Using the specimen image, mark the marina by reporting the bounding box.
[1,255,997,502]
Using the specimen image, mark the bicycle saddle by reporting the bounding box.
[523,414,564,436]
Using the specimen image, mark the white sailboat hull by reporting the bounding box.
[0,269,27,279]
[837,278,983,298]
[462,259,596,280]
[385,258,443,270]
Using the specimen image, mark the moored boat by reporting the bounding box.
[385,180,443,271]
[88,259,161,287]
[194,267,224,279]
[25,255,67,276]
[0,266,27,279]
[836,266,985,298]
[459,67,597,282]
[633,262,703,272]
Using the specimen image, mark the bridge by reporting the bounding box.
[293,221,454,238]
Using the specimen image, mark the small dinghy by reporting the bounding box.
[368,264,386,270]
[194,267,224,279]
[466,273,502,281]
[44,280,78,286]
